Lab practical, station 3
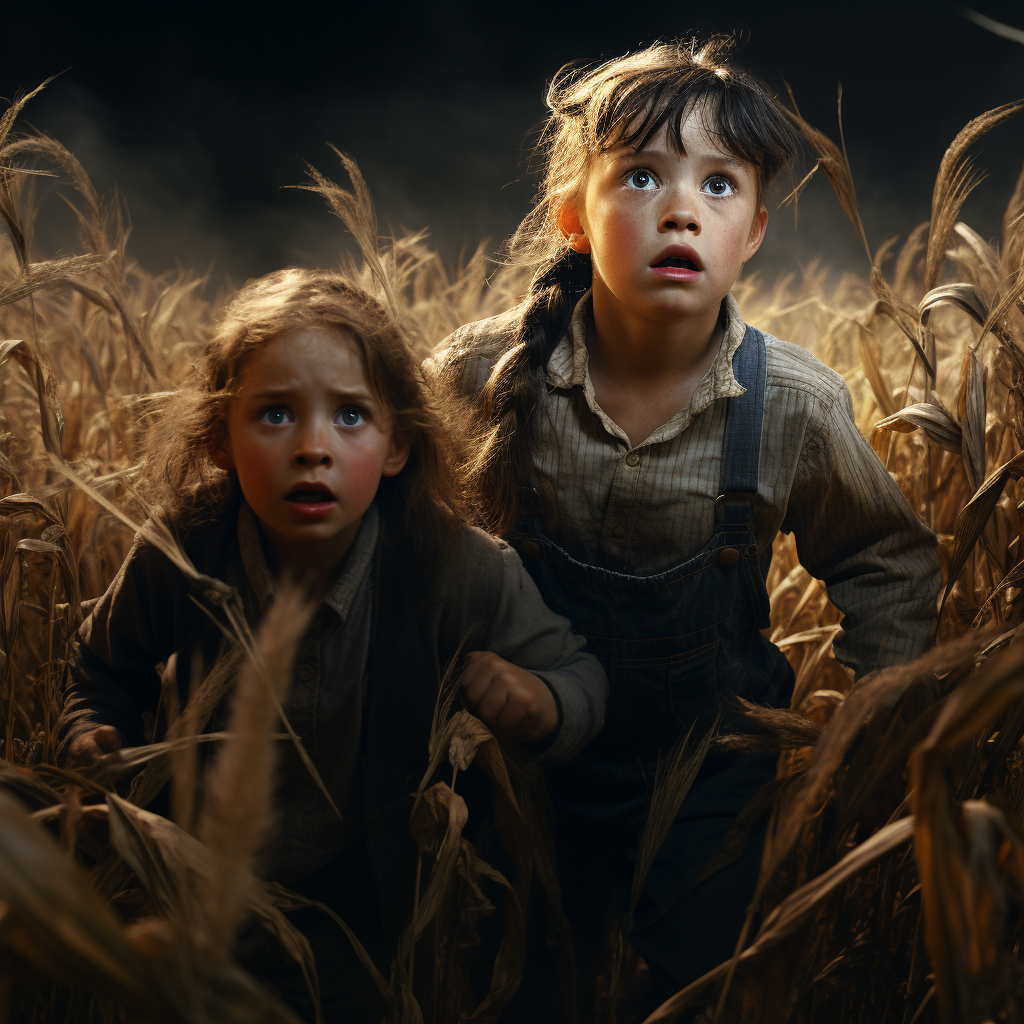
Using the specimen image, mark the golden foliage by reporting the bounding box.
[0,84,1023,1024]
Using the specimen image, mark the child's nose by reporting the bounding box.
[292,425,333,466]
[294,448,332,467]
[659,191,701,234]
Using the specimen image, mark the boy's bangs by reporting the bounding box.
[598,74,796,190]
[600,75,715,154]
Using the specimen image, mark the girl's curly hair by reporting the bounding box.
[143,266,470,577]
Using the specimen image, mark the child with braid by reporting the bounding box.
[431,38,941,1014]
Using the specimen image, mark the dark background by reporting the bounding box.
[2,1,1023,290]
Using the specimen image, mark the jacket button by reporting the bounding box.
[520,540,541,561]
[297,664,315,681]
[295,784,312,800]
[718,547,740,566]
[625,451,641,467]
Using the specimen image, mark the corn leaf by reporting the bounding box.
[939,451,1024,617]
[872,402,962,458]
[643,816,916,1022]
[919,282,989,329]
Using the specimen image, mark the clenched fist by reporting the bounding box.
[66,724,123,768]
[460,651,560,741]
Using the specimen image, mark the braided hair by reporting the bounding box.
[468,37,800,536]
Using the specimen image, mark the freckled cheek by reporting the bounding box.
[605,207,643,244]
[592,211,644,278]
[716,225,751,268]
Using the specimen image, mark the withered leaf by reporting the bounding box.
[855,321,897,418]
[0,790,190,1021]
[939,450,1024,617]
[643,816,916,1022]
[871,402,962,458]
[869,281,936,378]
[952,221,1003,286]
[973,556,1024,624]
[961,351,987,493]
[919,282,989,329]
[16,538,60,554]
[0,492,62,526]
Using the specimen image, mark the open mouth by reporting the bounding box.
[286,489,336,504]
[652,256,699,271]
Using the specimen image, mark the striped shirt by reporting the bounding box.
[430,291,942,679]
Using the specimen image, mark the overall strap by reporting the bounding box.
[716,325,768,528]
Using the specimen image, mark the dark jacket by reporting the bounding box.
[64,498,607,943]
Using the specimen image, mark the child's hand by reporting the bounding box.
[460,651,560,742]
[66,725,123,767]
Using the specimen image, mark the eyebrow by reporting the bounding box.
[246,385,374,402]
[618,144,748,172]
[701,152,747,171]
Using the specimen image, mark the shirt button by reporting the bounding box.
[625,451,641,467]
[612,525,625,539]
[519,540,541,562]
[296,664,314,681]
[295,784,312,800]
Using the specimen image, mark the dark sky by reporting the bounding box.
[3,1,1023,290]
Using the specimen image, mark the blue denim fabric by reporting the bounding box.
[511,326,795,1000]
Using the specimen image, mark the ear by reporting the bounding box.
[208,430,235,472]
[381,431,411,478]
[743,206,769,263]
[557,201,591,254]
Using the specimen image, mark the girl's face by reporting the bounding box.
[562,106,768,329]
[210,326,409,574]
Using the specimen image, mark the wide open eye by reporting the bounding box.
[625,168,658,191]
[336,406,365,427]
[259,406,291,426]
[702,175,735,197]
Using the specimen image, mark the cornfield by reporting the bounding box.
[1,75,1023,1024]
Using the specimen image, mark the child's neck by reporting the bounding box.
[586,291,725,448]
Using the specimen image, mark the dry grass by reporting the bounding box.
[0,80,1023,1024]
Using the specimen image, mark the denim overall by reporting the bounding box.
[512,326,794,1001]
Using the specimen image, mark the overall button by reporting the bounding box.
[295,784,312,800]
[520,540,541,561]
[718,547,740,566]
[625,451,641,467]
[297,664,315,681]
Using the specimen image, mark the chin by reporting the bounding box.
[643,297,712,322]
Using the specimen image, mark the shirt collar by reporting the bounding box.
[544,290,748,445]
[236,501,379,622]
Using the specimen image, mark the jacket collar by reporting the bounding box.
[236,501,379,622]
